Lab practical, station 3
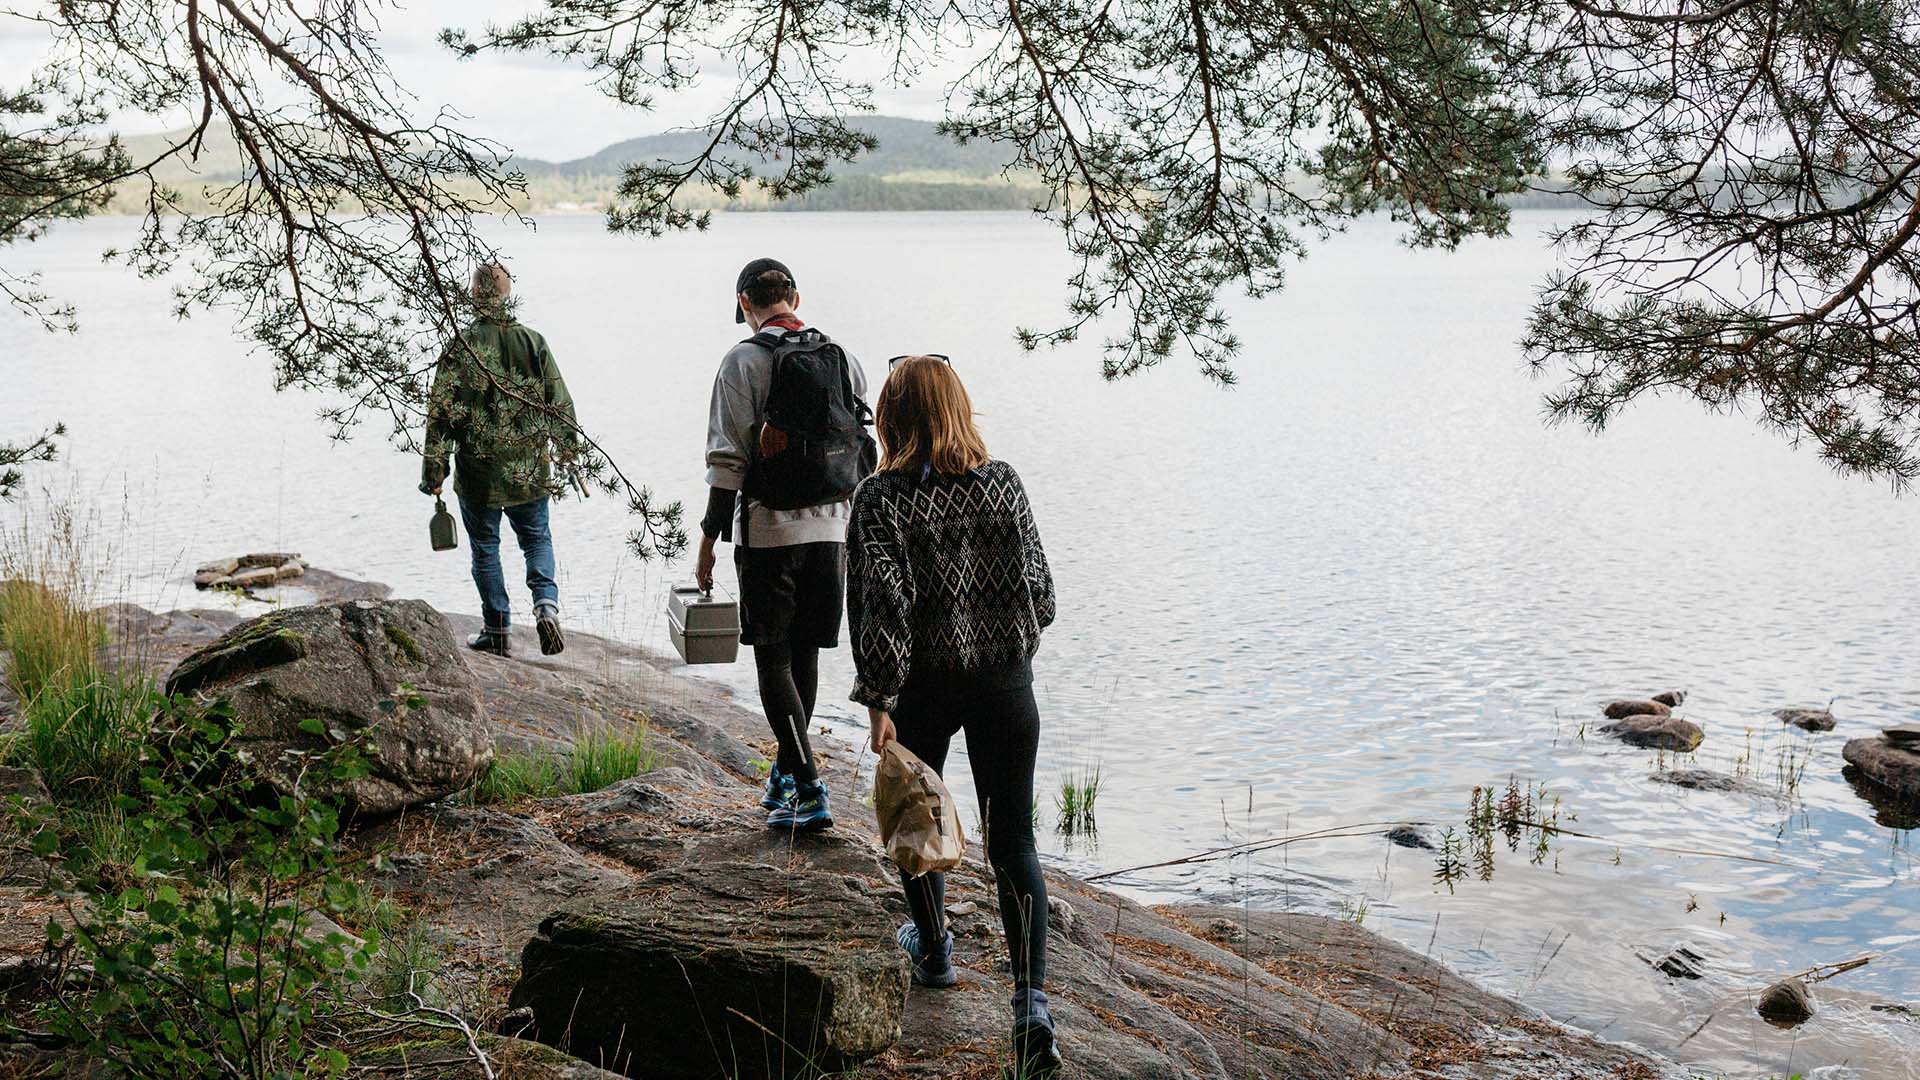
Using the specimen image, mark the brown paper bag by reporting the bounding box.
[874,741,966,877]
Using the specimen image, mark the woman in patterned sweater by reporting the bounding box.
[847,355,1060,1075]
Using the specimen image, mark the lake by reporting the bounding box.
[5,210,1918,1078]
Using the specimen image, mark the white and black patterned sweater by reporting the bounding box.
[847,459,1056,711]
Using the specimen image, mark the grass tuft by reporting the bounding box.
[1055,766,1102,834]
[462,719,665,806]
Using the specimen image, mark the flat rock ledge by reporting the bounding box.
[1842,735,1920,802]
[194,552,307,591]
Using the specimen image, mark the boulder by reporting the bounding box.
[508,861,906,1079]
[1651,690,1687,708]
[1775,707,1835,732]
[165,599,492,816]
[1601,714,1704,751]
[1843,735,1920,803]
[1757,978,1814,1027]
[1603,699,1671,720]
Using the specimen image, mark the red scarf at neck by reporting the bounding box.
[758,312,805,332]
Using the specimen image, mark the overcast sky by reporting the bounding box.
[3,2,964,162]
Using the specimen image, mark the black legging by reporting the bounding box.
[753,641,819,786]
[893,675,1048,991]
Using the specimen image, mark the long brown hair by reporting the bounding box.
[875,357,990,475]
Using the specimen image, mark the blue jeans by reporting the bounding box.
[459,497,558,632]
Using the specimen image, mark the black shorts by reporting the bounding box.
[735,542,844,648]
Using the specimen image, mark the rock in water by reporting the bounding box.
[1652,690,1687,708]
[1843,735,1920,802]
[1601,714,1705,752]
[1603,699,1672,720]
[165,599,491,816]
[1757,978,1815,1027]
[509,862,905,1079]
[1775,707,1836,732]
[1385,824,1441,850]
[1651,946,1707,980]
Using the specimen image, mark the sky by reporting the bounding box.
[2,1,966,162]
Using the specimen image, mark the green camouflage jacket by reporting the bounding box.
[420,317,578,509]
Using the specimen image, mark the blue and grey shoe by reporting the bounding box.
[1011,988,1062,1075]
[895,922,957,988]
[759,767,796,811]
[767,781,834,831]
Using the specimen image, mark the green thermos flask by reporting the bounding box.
[430,497,458,552]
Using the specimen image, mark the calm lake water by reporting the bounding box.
[5,211,1918,1078]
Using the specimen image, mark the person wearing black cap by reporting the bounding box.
[696,258,872,830]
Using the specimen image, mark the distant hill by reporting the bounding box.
[108,116,1050,213]
[521,116,1019,182]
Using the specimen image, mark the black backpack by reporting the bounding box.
[741,327,878,511]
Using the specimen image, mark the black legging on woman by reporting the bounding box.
[893,666,1048,991]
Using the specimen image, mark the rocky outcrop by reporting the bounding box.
[165,599,492,816]
[1,575,1677,1080]
[1601,714,1704,751]
[1775,707,1835,732]
[1842,735,1920,803]
[1603,699,1671,720]
[508,862,907,1079]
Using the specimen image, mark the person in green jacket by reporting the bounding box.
[420,263,575,657]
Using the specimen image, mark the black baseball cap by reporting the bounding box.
[733,257,796,323]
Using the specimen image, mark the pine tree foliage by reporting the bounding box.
[1514,0,1920,485]
[7,0,1920,526]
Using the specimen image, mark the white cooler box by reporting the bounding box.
[667,584,741,665]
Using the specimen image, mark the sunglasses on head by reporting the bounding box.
[887,353,952,370]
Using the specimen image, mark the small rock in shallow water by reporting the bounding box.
[1604,699,1672,720]
[1602,714,1705,752]
[1384,824,1441,850]
[1757,977,1815,1027]
[1651,946,1708,979]
[1652,690,1687,708]
[1775,707,1836,732]
[1652,769,1746,793]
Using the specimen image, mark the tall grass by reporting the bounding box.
[0,495,156,808]
[0,578,102,702]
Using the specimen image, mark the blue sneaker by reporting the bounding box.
[895,922,957,988]
[1011,988,1061,1075]
[759,767,795,811]
[767,781,833,831]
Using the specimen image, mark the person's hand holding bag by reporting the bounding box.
[868,707,897,753]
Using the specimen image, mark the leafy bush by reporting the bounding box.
[30,703,379,1080]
